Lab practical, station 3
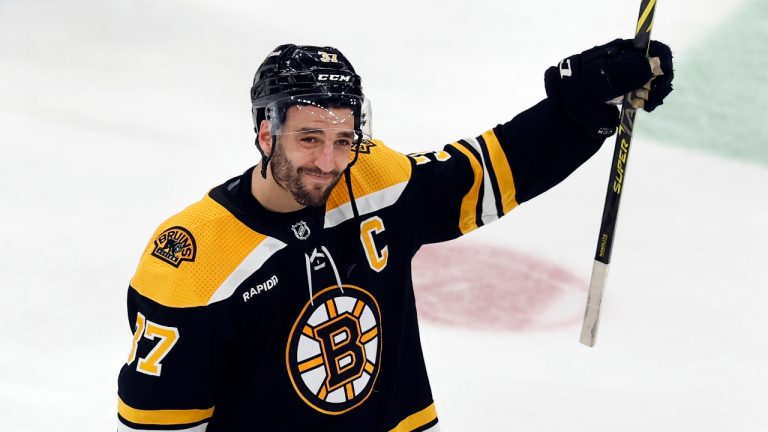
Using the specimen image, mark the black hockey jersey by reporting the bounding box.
[117,98,607,431]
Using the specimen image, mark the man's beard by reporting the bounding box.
[269,144,343,208]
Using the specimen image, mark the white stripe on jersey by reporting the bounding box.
[117,422,208,432]
[423,422,441,432]
[324,181,408,228]
[463,137,500,224]
[207,236,287,304]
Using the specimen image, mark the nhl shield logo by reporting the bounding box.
[286,285,382,415]
[292,221,311,240]
[151,226,197,268]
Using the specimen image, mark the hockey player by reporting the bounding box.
[117,40,673,431]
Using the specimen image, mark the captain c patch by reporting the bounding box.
[151,226,197,268]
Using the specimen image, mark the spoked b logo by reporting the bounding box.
[286,285,382,415]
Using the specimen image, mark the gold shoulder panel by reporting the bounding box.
[325,139,412,212]
[130,195,270,308]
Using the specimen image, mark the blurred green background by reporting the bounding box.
[644,0,768,165]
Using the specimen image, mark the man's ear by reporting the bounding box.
[257,120,273,154]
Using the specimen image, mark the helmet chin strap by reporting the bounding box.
[253,128,277,180]
[349,134,362,167]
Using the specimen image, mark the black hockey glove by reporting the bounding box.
[643,41,674,112]
[544,38,674,138]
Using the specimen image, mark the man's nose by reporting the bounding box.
[314,140,336,172]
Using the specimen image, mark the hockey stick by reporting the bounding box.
[579,0,657,347]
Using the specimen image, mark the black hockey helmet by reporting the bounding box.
[250,44,372,178]
[250,45,369,134]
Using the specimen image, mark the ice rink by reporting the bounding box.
[1,0,766,430]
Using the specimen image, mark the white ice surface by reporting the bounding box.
[1,0,765,430]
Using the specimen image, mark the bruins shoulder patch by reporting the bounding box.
[151,226,197,268]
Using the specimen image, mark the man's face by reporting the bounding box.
[268,105,355,208]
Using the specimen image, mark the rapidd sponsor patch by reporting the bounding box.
[243,275,279,302]
[151,226,197,268]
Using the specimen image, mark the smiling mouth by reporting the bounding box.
[305,173,331,180]
[303,171,337,182]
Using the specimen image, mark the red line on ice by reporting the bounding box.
[412,242,587,331]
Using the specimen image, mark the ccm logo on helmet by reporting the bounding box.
[317,74,352,82]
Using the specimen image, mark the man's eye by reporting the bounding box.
[300,137,319,144]
[335,139,352,147]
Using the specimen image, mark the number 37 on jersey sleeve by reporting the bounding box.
[126,312,180,376]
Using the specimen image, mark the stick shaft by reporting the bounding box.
[579,0,656,347]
